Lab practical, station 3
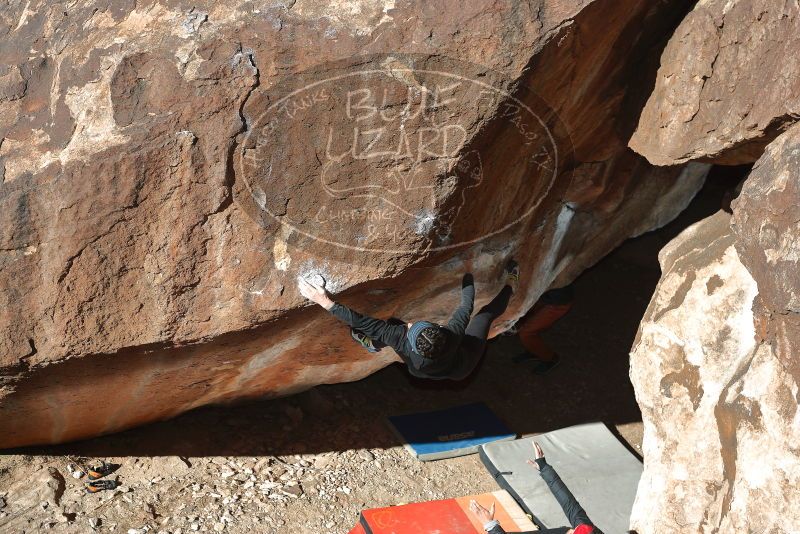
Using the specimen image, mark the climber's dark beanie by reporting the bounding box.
[407,321,437,353]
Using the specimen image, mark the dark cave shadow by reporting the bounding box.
[4,166,749,460]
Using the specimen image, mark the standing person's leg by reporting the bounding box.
[513,286,574,374]
[518,332,557,361]
[516,304,571,362]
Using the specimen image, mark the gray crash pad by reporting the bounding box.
[479,422,642,533]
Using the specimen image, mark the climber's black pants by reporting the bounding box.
[446,285,513,381]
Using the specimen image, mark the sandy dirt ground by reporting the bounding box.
[0,175,737,534]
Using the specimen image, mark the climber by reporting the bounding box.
[510,284,574,374]
[469,441,600,534]
[297,260,519,381]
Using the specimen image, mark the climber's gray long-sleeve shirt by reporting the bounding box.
[328,274,475,378]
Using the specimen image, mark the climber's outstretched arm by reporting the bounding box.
[473,441,597,534]
[298,278,406,349]
[528,442,594,530]
[447,273,475,335]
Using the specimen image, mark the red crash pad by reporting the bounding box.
[356,490,536,533]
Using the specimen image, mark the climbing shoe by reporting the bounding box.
[85,479,119,493]
[87,461,120,480]
[531,353,561,375]
[513,352,561,375]
[504,259,520,284]
[350,329,379,353]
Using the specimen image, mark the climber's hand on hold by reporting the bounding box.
[462,273,474,288]
[298,277,335,310]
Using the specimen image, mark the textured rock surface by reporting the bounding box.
[0,0,701,448]
[630,128,800,532]
[629,0,800,166]
[732,122,800,320]
[629,4,800,529]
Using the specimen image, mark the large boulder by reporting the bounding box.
[0,0,701,448]
[629,0,800,166]
[732,123,800,321]
[630,126,800,532]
